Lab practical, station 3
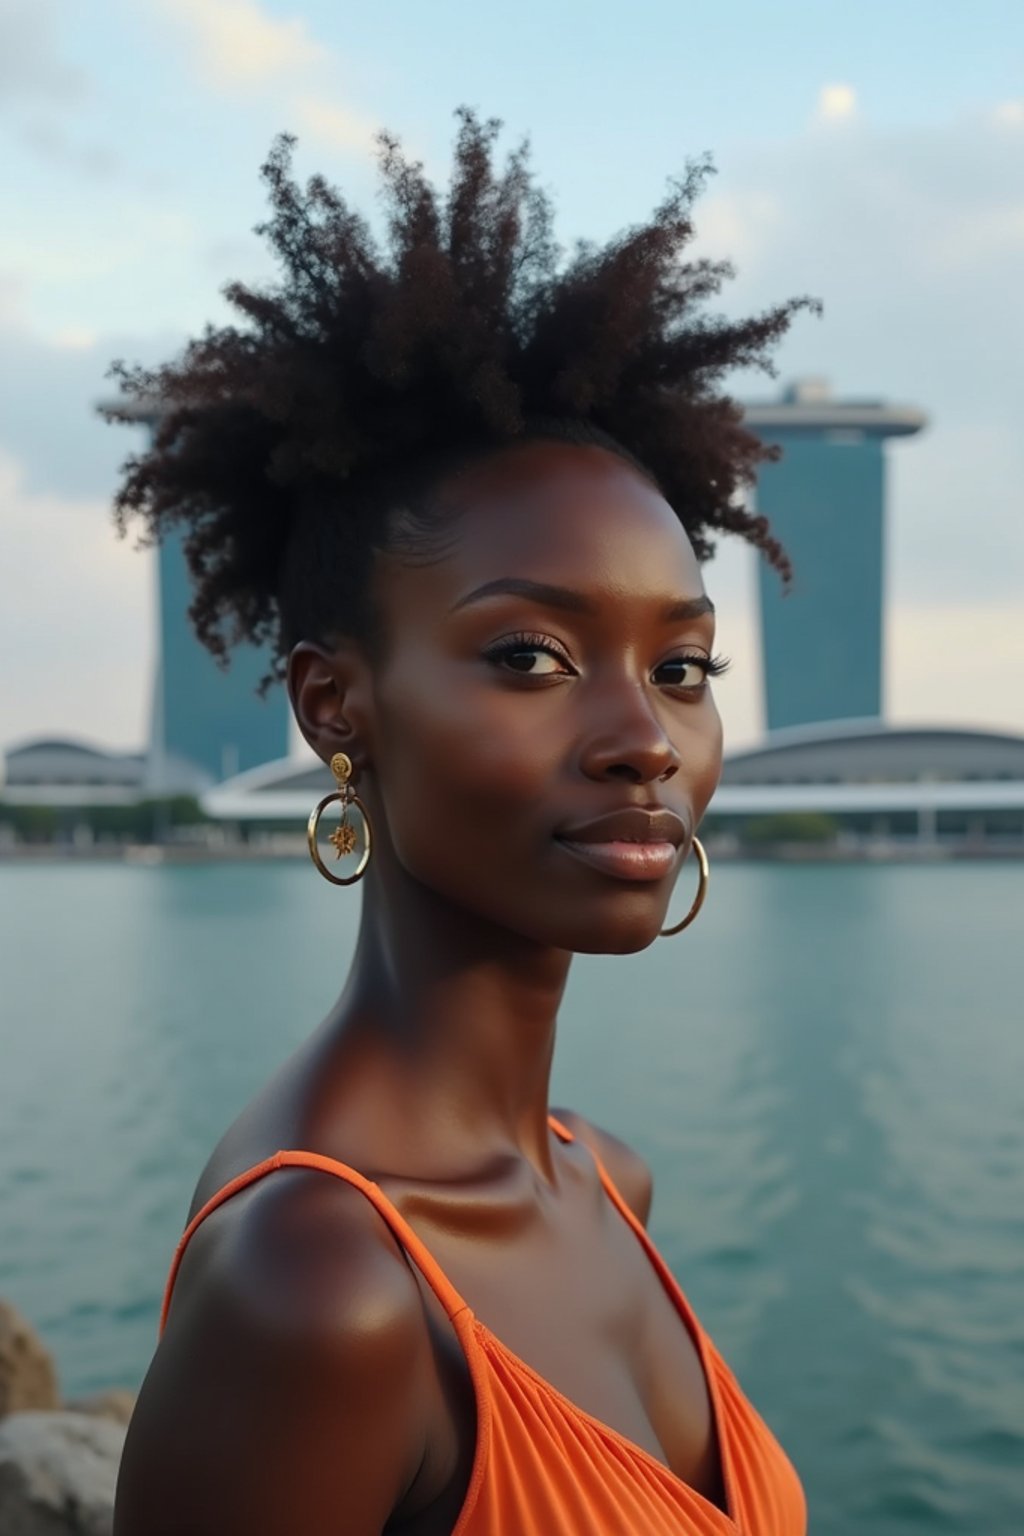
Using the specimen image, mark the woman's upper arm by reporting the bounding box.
[114,1170,435,1536]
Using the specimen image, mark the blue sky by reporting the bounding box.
[1,0,1022,755]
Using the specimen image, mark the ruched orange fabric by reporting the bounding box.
[161,1115,807,1534]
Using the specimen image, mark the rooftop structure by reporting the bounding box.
[742,378,927,735]
[195,722,1024,855]
[6,724,1021,855]
[743,376,926,436]
[1,736,207,805]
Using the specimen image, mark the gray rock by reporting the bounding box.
[0,1411,125,1536]
[0,1301,60,1417]
[62,1392,136,1429]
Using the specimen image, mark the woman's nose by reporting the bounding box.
[576,682,681,785]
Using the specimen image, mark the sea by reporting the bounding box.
[0,859,1021,1534]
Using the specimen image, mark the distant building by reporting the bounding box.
[743,379,927,734]
[97,396,290,791]
[198,723,1024,855]
[150,530,289,789]
[713,720,1024,849]
[1,736,207,805]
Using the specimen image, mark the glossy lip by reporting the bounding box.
[553,807,687,884]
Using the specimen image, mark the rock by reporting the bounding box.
[63,1392,136,1429]
[0,1301,60,1417]
[0,1411,125,1536]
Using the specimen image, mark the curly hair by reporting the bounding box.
[101,109,820,694]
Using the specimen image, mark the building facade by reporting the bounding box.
[151,527,289,789]
[744,379,926,734]
[195,723,1024,856]
[99,399,291,789]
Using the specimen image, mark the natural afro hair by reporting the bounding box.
[101,108,820,694]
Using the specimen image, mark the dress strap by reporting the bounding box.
[547,1115,671,1284]
[579,1138,713,1353]
[547,1112,676,1288]
[161,1114,575,1337]
[160,1148,474,1335]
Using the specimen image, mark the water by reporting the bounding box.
[1,860,1021,1533]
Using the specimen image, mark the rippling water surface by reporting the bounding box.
[1,860,1021,1533]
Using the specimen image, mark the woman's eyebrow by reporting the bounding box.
[662,594,715,621]
[450,577,592,614]
[450,577,714,621]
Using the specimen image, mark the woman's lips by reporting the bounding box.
[555,837,679,882]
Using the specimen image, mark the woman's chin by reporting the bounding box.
[559,913,665,956]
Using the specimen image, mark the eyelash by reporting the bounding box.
[483,633,732,688]
[483,632,573,671]
[654,652,732,687]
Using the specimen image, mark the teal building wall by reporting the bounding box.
[755,433,885,733]
[155,528,289,783]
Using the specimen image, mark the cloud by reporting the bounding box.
[0,267,29,326]
[154,0,326,91]
[886,601,1024,732]
[0,205,199,339]
[0,0,86,108]
[927,200,1024,273]
[888,421,1024,609]
[0,5,162,193]
[152,0,378,157]
[702,106,1024,321]
[15,118,117,177]
[292,96,379,157]
[0,208,196,307]
[816,83,857,123]
[0,305,182,502]
[0,446,152,753]
[49,325,100,351]
[690,189,784,269]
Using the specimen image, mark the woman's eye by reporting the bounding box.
[497,646,568,675]
[483,634,574,677]
[657,657,712,688]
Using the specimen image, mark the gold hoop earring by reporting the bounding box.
[659,836,709,937]
[307,752,373,886]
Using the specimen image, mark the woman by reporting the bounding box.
[106,111,817,1535]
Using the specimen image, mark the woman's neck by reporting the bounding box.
[310,863,573,1183]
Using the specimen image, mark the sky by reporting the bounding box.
[1,0,1022,759]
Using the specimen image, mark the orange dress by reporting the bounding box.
[161,1115,807,1535]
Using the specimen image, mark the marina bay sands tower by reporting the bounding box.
[742,379,927,734]
[149,507,289,788]
[99,397,290,792]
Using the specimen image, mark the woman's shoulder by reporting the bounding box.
[175,1146,424,1337]
[550,1106,654,1226]
[117,1152,440,1534]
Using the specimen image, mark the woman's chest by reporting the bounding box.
[409,1182,728,1515]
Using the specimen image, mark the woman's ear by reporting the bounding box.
[287,639,375,774]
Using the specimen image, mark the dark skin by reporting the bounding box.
[114,441,727,1536]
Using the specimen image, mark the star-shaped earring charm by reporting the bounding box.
[329,821,357,859]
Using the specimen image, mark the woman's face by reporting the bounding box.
[364,439,724,954]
